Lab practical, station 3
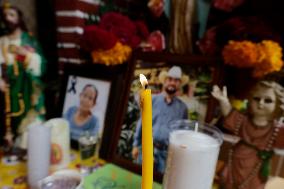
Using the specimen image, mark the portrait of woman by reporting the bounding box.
[62,75,111,142]
[64,84,99,141]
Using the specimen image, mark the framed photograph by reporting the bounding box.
[59,63,129,159]
[62,75,111,139]
[108,51,223,180]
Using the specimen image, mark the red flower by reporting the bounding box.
[99,12,136,33]
[130,35,141,48]
[82,25,118,51]
[198,16,281,55]
[135,21,150,39]
[142,30,165,52]
[213,0,245,12]
[99,12,148,48]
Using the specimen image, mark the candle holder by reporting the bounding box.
[163,120,223,189]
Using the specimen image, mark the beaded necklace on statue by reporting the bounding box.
[228,114,280,189]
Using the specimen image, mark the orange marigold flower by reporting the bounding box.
[222,40,283,78]
[91,42,132,66]
[253,40,283,77]
[222,41,259,68]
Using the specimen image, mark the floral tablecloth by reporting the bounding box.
[0,150,104,189]
[0,149,223,189]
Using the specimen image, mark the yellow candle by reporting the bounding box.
[139,74,153,189]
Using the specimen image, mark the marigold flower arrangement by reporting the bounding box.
[222,40,283,77]
[253,40,283,77]
[91,42,132,66]
[82,12,150,66]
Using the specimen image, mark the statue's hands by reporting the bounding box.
[211,85,232,116]
[211,85,229,103]
[0,79,8,92]
[4,131,13,147]
[9,45,29,56]
[15,46,29,56]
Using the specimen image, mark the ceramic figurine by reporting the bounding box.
[212,80,284,189]
[0,5,46,147]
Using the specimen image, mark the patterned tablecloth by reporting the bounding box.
[0,150,104,189]
[0,149,223,189]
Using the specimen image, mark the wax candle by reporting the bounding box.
[163,129,222,189]
[44,118,70,171]
[28,125,51,188]
[139,74,153,189]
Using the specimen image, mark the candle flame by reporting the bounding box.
[140,74,148,89]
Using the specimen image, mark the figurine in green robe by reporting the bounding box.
[0,5,46,147]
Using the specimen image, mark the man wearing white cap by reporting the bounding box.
[132,66,188,173]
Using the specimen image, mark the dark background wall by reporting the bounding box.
[35,0,59,119]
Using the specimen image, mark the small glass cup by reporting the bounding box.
[78,132,97,175]
[78,131,97,160]
[163,120,223,189]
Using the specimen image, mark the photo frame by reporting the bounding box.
[58,63,130,159]
[108,51,224,181]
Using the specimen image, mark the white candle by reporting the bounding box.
[28,125,51,188]
[44,118,70,171]
[163,130,221,189]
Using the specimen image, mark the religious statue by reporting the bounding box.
[212,81,284,189]
[0,5,46,147]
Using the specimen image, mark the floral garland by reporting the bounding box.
[222,40,283,78]
[91,42,132,66]
[82,12,150,66]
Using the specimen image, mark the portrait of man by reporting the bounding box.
[117,61,214,173]
[132,66,189,173]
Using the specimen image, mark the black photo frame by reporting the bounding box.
[58,63,130,159]
[107,51,223,182]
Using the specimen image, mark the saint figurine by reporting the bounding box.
[212,80,284,189]
[0,5,46,147]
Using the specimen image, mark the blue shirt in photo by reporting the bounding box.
[64,106,99,140]
[133,93,188,172]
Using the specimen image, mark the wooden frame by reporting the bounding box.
[58,63,130,159]
[107,51,223,182]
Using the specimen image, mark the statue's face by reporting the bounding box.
[3,8,20,31]
[249,86,277,119]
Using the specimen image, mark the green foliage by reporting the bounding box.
[117,82,140,160]
[189,110,198,121]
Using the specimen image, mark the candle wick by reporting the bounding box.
[194,122,198,132]
[144,84,148,89]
